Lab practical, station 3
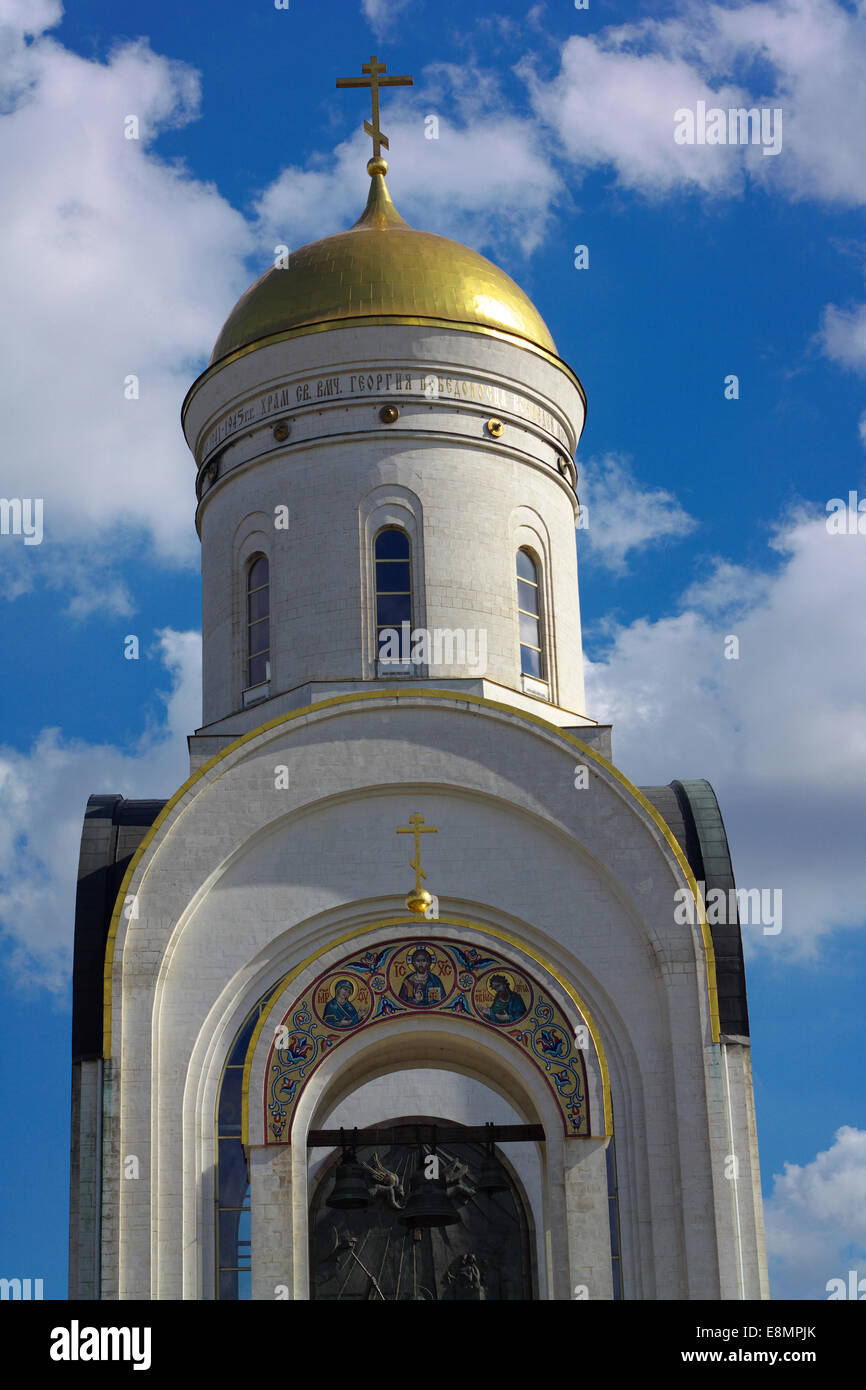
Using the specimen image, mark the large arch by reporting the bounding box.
[190,905,640,1302]
[236,922,613,1301]
[245,1017,612,1300]
[98,692,735,1300]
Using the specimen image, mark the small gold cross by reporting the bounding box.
[336,54,414,160]
[396,812,438,892]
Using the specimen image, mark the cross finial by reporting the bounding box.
[336,55,414,162]
[396,811,438,892]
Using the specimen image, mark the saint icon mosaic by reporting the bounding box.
[264,938,591,1141]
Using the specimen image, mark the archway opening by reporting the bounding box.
[309,1117,535,1301]
[306,1065,541,1301]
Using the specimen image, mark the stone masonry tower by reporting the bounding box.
[183,154,590,740]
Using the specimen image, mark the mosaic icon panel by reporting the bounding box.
[264,938,591,1141]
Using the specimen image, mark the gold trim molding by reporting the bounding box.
[182,316,587,430]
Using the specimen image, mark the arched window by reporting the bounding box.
[374,528,412,661]
[517,549,543,678]
[215,986,280,1300]
[246,554,270,688]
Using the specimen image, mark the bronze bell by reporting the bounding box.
[398,1158,461,1229]
[477,1150,508,1194]
[326,1151,371,1210]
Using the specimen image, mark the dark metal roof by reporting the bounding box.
[640,779,749,1037]
[71,794,166,1061]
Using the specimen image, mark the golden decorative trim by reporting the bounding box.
[102,689,720,1058]
[181,317,587,430]
[239,917,614,1140]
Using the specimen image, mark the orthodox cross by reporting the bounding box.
[396,812,437,892]
[336,55,414,160]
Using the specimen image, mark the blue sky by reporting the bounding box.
[1,0,865,1300]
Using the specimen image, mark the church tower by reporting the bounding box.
[69,59,768,1301]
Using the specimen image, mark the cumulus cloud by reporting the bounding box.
[0,3,253,581]
[765,1127,866,1299]
[0,629,200,994]
[522,27,748,199]
[820,297,866,371]
[579,454,697,573]
[523,0,866,206]
[0,17,569,615]
[3,0,864,610]
[0,537,136,616]
[0,0,60,37]
[584,511,866,955]
[361,0,413,36]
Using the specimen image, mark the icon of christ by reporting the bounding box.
[397,947,446,1006]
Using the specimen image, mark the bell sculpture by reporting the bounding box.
[477,1124,508,1194]
[477,1150,508,1195]
[326,1133,371,1210]
[398,1151,461,1229]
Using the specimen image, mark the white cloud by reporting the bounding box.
[522,30,748,199]
[361,0,412,36]
[255,63,564,259]
[765,1127,866,1299]
[3,0,863,612]
[584,511,866,955]
[523,0,866,206]
[0,0,60,35]
[0,628,200,994]
[579,454,697,573]
[820,297,866,371]
[0,539,136,616]
[0,20,567,615]
[709,0,866,206]
[0,5,253,579]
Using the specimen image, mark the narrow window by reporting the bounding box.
[247,554,270,688]
[517,549,543,678]
[375,528,412,660]
[215,985,280,1299]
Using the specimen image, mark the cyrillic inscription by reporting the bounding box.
[201,370,568,457]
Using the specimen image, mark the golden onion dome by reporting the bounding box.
[209,157,556,365]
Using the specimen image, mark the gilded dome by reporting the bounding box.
[209,160,556,365]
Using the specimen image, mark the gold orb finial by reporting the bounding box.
[367,156,389,177]
[405,888,433,915]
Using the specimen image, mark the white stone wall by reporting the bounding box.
[102,693,767,1299]
[183,326,588,728]
[68,1060,100,1299]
